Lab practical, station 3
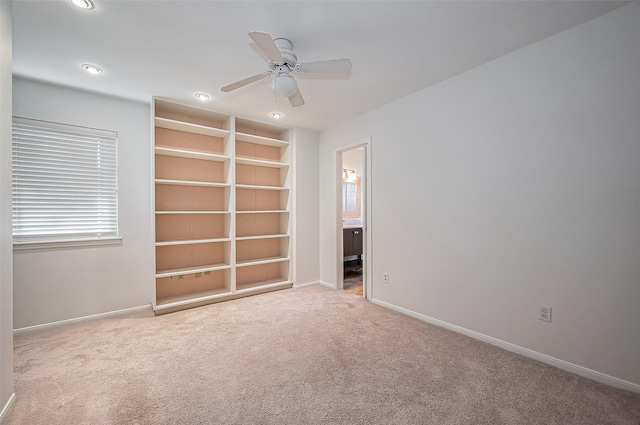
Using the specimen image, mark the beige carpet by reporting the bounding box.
[5,285,640,424]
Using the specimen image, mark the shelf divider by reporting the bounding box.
[235,132,288,147]
[156,263,231,278]
[236,256,289,267]
[155,237,230,246]
[155,117,230,139]
[155,179,230,188]
[155,146,229,162]
[235,157,288,168]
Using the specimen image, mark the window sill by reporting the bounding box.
[13,236,123,252]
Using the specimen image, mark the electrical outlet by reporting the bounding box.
[539,305,552,322]
[383,273,389,284]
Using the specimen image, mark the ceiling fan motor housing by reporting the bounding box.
[273,38,297,68]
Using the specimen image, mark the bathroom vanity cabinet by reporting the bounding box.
[343,227,363,257]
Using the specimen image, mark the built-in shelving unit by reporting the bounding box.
[152,100,291,313]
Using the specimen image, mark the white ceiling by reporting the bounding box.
[12,1,627,131]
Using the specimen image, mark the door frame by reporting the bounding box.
[335,138,372,300]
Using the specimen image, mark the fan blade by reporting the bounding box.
[288,89,305,107]
[249,31,283,62]
[221,72,270,92]
[298,59,352,75]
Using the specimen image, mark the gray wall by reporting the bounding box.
[319,3,640,388]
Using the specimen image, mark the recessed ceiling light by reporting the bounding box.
[69,0,95,10]
[81,64,102,74]
[270,112,284,119]
[195,93,210,101]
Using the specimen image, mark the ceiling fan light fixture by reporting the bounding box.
[272,74,298,98]
[270,112,284,119]
[195,93,210,101]
[69,0,95,10]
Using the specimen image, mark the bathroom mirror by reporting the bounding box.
[342,177,361,218]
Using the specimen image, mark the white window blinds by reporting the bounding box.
[12,117,118,243]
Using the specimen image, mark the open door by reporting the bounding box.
[336,139,371,300]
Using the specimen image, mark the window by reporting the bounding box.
[12,117,118,246]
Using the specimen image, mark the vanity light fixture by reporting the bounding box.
[69,0,95,10]
[270,112,284,119]
[81,64,102,74]
[195,93,210,101]
[342,169,356,182]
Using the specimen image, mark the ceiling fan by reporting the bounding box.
[221,31,352,107]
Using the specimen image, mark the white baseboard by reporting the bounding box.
[0,393,15,421]
[292,281,321,289]
[317,281,336,289]
[371,298,640,394]
[13,304,152,334]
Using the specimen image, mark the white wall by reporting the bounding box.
[0,0,14,415]
[11,80,320,325]
[12,79,154,329]
[293,128,320,286]
[319,3,640,388]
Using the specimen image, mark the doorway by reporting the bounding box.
[337,139,371,300]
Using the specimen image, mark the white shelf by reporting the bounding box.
[155,147,229,162]
[235,234,288,241]
[235,210,288,214]
[155,179,230,188]
[236,256,289,268]
[235,132,288,147]
[155,117,230,139]
[155,210,229,215]
[236,157,288,169]
[155,237,230,246]
[154,100,292,313]
[156,263,231,278]
[236,184,288,191]
[155,288,233,310]
[236,279,291,294]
